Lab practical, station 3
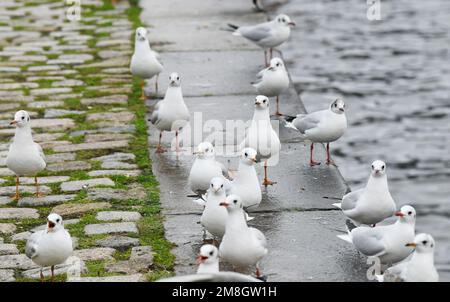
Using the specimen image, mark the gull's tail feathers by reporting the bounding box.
[332,202,342,209]
[375,275,384,282]
[223,23,240,33]
[284,121,298,131]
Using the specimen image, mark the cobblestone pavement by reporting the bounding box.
[0,0,167,282]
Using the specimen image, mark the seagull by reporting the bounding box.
[196,244,220,274]
[25,213,73,281]
[130,27,163,100]
[253,57,289,116]
[229,148,262,208]
[200,177,228,239]
[338,205,416,265]
[240,95,281,186]
[375,233,439,282]
[188,142,229,195]
[156,244,261,282]
[219,195,268,278]
[333,160,397,226]
[149,72,190,153]
[285,98,347,166]
[226,14,295,66]
[6,110,46,201]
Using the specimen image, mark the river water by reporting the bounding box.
[276,0,450,280]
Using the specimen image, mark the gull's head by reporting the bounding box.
[406,233,435,254]
[194,142,215,158]
[220,194,243,212]
[241,147,258,165]
[395,205,416,224]
[11,110,31,128]
[209,176,225,194]
[371,160,386,177]
[254,95,269,110]
[330,98,345,114]
[46,213,63,233]
[275,14,296,27]
[196,244,219,265]
[268,57,285,71]
[169,72,181,87]
[135,27,147,42]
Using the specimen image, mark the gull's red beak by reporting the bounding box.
[10,120,17,125]
[405,242,417,247]
[47,220,55,233]
[251,157,258,163]
[196,255,208,264]
[219,201,229,207]
[395,211,405,217]
[288,21,296,27]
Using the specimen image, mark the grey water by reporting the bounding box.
[278,0,450,280]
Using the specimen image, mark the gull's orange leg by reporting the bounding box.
[262,160,276,186]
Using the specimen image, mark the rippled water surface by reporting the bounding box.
[277,0,450,280]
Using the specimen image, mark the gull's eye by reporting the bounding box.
[244,152,248,157]
[56,219,60,223]
[211,183,214,187]
[382,165,385,170]
[205,148,209,152]
[408,211,412,215]
[221,184,223,188]
[209,251,213,256]
[233,200,237,204]
[371,165,374,169]
[263,99,266,103]
[21,116,25,120]
[422,240,428,245]
[177,76,180,80]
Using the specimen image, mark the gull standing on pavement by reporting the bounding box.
[253,57,289,116]
[219,195,268,278]
[157,244,261,282]
[226,14,295,66]
[229,148,262,208]
[240,95,281,186]
[285,99,347,166]
[149,72,190,153]
[333,160,396,226]
[6,110,46,201]
[200,177,228,239]
[376,233,439,282]
[25,213,73,281]
[338,205,416,265]
[188,142,229,195]
[130,27,163,100]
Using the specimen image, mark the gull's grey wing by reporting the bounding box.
[292,113,321,134]
[238,22,273,42]
[149,101,163,124]
[351,228,386,257]
[157,272,262,282]
[34,142,45,162]
[250,227,267,249]
[382,261,408,282]
[341,188,364,211]
[25,231,41,259]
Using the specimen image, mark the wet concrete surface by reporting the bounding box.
[141,0,369,281]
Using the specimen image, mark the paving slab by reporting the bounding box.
[153,50,269,98]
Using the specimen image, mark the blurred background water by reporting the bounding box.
[276,0,450,280]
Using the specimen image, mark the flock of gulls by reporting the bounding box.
[2,1,438,282]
